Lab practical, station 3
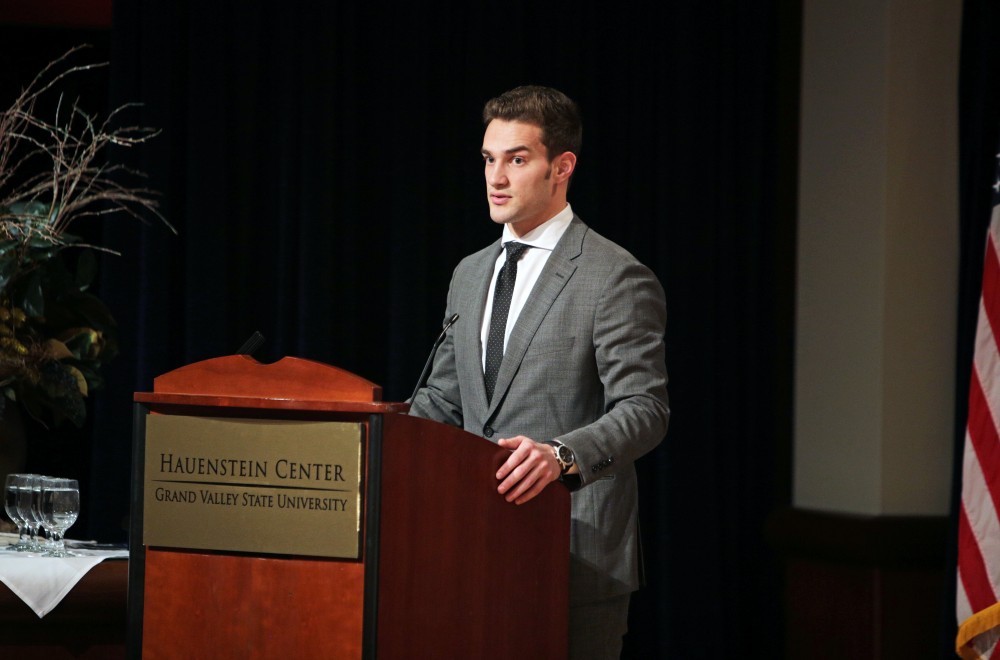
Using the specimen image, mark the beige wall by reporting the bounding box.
[795,0,961,515]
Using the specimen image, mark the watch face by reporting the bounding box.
[558,445,574,465]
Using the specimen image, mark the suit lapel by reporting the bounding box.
[486,217,586,418]
[466,241,502,411]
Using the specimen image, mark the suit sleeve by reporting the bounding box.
[557,259,670,487]
[408,268,465,428]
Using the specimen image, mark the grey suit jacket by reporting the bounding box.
[410,215,670,605]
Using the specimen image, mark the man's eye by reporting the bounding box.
[484,155,495,164]
[512,157,525,165]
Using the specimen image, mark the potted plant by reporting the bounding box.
[0,46,173,431]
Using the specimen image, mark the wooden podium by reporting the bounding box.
[128,356,569,659]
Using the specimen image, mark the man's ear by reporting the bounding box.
[553,151,577,183]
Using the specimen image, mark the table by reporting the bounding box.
[0,557,127,659]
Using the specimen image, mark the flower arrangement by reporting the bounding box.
[0,47,172,428]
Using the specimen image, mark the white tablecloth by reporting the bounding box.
[0,533,128,617]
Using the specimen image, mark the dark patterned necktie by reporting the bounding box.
[484,242,530,403]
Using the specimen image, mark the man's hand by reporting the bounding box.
[496,435,561,505]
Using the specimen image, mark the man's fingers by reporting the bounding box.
[496,436,531,480]
[514,479,548,505]
[497,457,530,494]
[509,463,550,504]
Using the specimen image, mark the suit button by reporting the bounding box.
[484,426,494,438]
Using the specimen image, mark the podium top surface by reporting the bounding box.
[134,355,409,414]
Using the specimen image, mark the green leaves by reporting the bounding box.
[22,271,44,318]
[0,248,117,428]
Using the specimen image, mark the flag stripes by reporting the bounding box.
[958,211,1000,659]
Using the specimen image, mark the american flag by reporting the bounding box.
[957,165,1000,659]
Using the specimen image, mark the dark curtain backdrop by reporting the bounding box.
[2,1,800,657]
[948,0,1000,657]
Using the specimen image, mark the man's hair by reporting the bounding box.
[482,85,582,161]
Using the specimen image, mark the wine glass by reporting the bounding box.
[40,478,79,557]
[15,474,43,552]
[30,476,50,552]
[3,474,31,551]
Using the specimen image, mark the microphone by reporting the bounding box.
[236,331,265,357]
[409,314,459,404]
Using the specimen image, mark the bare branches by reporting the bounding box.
[0,45,174,253]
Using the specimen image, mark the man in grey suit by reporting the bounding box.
[409,85,669,659]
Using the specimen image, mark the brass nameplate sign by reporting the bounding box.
[143,415,363,559]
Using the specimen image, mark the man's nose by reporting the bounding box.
[487,164,508,187]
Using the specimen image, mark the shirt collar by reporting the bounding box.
[500,204,573,251]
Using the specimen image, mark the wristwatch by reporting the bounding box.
[544,440,575,474]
